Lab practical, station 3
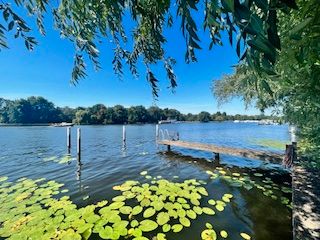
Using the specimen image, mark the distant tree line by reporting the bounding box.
[0,97,275,124]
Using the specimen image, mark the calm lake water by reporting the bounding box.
[0,122,292,240]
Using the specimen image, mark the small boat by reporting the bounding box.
[51,122,74,127]
[158,119,177,124]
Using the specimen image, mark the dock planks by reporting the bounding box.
[157,140,283,162]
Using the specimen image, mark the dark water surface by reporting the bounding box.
[0,122,292,240]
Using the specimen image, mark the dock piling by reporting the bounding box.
[77,128,81,160]
[122,125,126,145]
[67,127,71,153]
[167,145,171,151]
[156,124,159,140]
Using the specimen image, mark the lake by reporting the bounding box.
[0,122,292,240]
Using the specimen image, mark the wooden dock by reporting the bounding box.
[157,140,284,163]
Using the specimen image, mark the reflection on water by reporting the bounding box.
[0,123,292,239]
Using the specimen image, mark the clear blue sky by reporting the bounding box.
[0,4,260,115]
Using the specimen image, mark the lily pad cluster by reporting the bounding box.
[201,223,251,240]
[107,172,231,239]
[205,167,292,209]
[43,154,76,164]
[0,174,232,240]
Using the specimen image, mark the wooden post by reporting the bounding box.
[156,124,159,140]
[67,127,71,153]
[167,145,171,151]
[292,142,297,163]
[77,128,81,160]
[214,153,220,161]
[122,125,126,145]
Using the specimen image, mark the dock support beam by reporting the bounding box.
[167,145,171,151]
[77,128,81,161]
[214,152,220,161]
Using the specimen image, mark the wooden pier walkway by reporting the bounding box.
[157,140,284,162]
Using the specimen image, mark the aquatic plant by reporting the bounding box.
[0,174,232,240]
[0,166,290,239]
[43,154,76,164]
[205,167,292,209]
[251,139,289,150]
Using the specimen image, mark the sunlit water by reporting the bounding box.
[0,122,292,240]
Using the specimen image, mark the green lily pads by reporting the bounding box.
[132,205,143,215]
[220,230,228,238]
[162,224,171,232]
[179,217,191,227]
[119,206,132,215]
[172,224,183,232]
[186,209,197,219]
[202,207,215,215]
[157,212,170,225]
[240,232,251,239]
[139,220,158,232]
[140,171,148,176]
[201,229,217,240]
[143,207,156,218]
[206,222,213,229]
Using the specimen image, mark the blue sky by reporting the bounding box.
[0,4,260,115]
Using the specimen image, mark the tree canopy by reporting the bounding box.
[0,96,274,124]
[0,0,298,96]
[213,0,320,167]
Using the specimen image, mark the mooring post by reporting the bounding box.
[167,145,171,152]
[214,152,220,161]
[77,128,81,160]
[67,127,71,153]
[156,124,159,141]
[122,125,126,145]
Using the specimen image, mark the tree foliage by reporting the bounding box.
[0,96,273,124]
[0,0,297,96]
[213,0,320,166]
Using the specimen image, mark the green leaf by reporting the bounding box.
[143,207,156,218]
[289,18,312,36]
[139,220,158,232]
[221,0,234,12]
[172,224,183,232]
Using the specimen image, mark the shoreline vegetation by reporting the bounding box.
[0,96,280,125]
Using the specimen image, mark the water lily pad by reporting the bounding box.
[240,232,251,239]
[157,212,170,225]
[179,217,191,227]
[172,224,183,232]
[140,171,148,176]
[156,233,166,240]
[216,204,224,212]
[131,220,139,228]
[99,226,113,239]
[139,220,158,232]
[186,210,197,219]
[220,230,228,238]
[253,173,263,177]
[206,222,213,229]
[0,176,8,182]
[119,206,132,215]
[109,201,125,209]
[201,229,217,240]
[143,207,156,218]
[202,207,215,215]
[132,205,143,215]
[162,224,171,232]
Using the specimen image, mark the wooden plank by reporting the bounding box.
[158,140,283,162]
